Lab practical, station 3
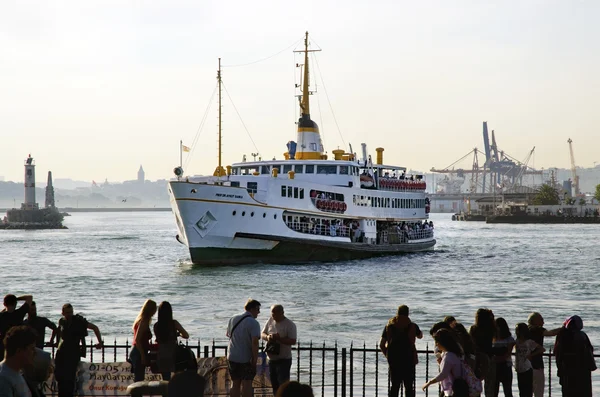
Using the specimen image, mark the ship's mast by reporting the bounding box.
[213,58,226,177]
[294,31,323,160]
[300,32,310,116]
[218,58,222,173]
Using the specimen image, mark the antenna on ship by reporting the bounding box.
[213,58,226,177]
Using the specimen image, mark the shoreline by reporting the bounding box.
[1,207,171,213]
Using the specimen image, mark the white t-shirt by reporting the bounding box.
[262,317,297,360]
[514,339,538,373]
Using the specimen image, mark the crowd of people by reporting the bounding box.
[0,294,102,397]
[1,294,596,397]
[379,305,596,397]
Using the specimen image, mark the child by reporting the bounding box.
[514,323,544,397]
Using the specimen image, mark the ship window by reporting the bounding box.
[242,211,246,216]
[287,186,293,197]
[294,164,303,173]
[251,212,254,217]
[281,186,286,197]
[273,165,281,172]
[310,143,317,151]
[274,214,277,219]
[317,165,337,175]
[339,165,349,175]
[263,213,266,218]
[247,182,258,194]
[294,187,299,199]
[299,188,304,199]
[230,181,240,187]
[306,164,314,174]
[283,164,292,173]
[242,166,259,175]
[261,166,270,174]
[231,168,239,175]
[233,211,236,216]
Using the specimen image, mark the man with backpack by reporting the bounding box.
[226,299,261,397]
[54,303,103,397]
[379,305,423,397]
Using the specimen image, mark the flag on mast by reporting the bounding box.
[182,144,191,152]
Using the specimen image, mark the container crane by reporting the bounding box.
[567,138,580,196]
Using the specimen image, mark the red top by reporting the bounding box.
[133,321,152,351]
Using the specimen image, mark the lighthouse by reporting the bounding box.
[22,154,39,210]
[3,154,65,229]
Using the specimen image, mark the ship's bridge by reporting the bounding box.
[230,160,362,187]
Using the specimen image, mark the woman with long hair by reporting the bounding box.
[422,329,464,396]
[492,318,515,397]
[153,301,189,381]
[470,308,496,393]
[130,299,157,382]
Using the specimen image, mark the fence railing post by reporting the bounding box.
[362,342,366,397]
[297,341,301,381]
[334,342,338,397]
[350,343,354,397]
[375,343,379,397]
[113,339,117,363]
[341,348,347,397]
[309,341,313,386]
[425,344,429,397]
[321,342,325,397]
[548,348,552,397]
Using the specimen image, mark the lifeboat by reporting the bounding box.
[360,174,374,188]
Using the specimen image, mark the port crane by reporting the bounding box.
[567,138,580,196]
[431,122,543,193]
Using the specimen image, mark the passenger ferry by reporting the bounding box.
[168,33,435,265]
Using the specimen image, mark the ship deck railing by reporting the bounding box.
[379,230,434,244]
[285,220,351,238]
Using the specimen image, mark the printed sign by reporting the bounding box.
[43,353,273,397]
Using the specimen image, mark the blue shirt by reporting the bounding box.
[227,312,260,363]
[0,361,32,397]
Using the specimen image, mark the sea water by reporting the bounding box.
[1,212,599,391]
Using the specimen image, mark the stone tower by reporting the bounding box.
[137,165,145,183]
[45,171,55,208]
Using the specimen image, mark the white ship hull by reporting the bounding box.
[169,178,435,265]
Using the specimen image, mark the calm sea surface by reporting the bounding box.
[1,212,599,373]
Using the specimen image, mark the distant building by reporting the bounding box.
[137,165,145,183]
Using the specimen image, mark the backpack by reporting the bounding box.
[453,358,483,397]
[386,323,417,365]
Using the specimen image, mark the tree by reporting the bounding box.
[532,184,560,205]
[595,184,600,204]
[579,197,586,206]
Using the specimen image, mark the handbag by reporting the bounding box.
[453,357,482,397]
[265,341,281,355]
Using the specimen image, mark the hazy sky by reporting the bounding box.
[1,0,599,183]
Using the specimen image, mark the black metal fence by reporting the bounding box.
[48,339,597,397]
